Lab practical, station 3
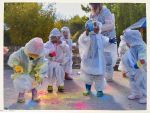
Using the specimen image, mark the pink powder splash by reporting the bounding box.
[50,98,62,104]
[73,101,88,110]
[38,90,47,97]
[106,84,113,91]
[40,97,62,105]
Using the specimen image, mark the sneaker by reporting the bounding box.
[17,93,25,103]
[128,94,141,100]
[139,97,147,104]
[32,97,40,102]
[97,91,104,97]
[83,90,91,96]
[47,85,53,93]
[17,98,25,103]
[58,86,64,92]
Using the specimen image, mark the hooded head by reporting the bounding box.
[49,28,61,39]
[24,37,44,59]
[123,29,145,47]
[49,28,61,44]
[89,3,103,14]
[61,26,71,39]
[85,19,102,34]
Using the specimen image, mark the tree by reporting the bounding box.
[72,31,81,42]
[81,3,146,39]
[67,15,88,39]
[54,19,68,30]
[81,4,90,13]
[4,3,56,46]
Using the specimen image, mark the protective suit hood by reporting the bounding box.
[123,29,145,47]
[24,37,45,57]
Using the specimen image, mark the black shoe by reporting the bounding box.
[97,91,104,97]
[47,85,53,93]
[58,86,64,92]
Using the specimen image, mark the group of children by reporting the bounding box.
[78,19,147,104]
[8,19,147,104]
[8,26,73,103]
[44,27,73,93]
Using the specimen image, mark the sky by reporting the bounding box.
[54,3,89,19]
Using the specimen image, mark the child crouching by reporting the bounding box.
[8,37,48,103]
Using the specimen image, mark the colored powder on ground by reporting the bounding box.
[106,85,113,91]
[40,97,62,105]
[99,94,112,101]
[38,90,47,97]
[73,101,88,109]
[25,100,38,108]
[50,98,62,104]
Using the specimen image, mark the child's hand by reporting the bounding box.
[14,65,24,73]
[139,59,145,64]
[134,59,145,69]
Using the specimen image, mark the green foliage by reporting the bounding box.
[4,3,55,46]
[81,4,90,13]
[67,15,88,35]
[72,31,82,42]
[54,19,68,29]
[81,3,146,38]
[4,29,11,46]
[4,3,88,45]
[66,15,88,41]
[4,3,146,45]
[53,15,88,42]
[106,3,146,38]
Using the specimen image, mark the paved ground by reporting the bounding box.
[4,68,146,110]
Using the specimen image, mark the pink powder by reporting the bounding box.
[38,90,47,96]
[50,98,62,104]
[74,101,88,109]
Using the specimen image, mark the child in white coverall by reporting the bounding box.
[44,28,70,93]
[122,29,147,104]
[118,35,129,77]
[8,38,48,103]
[78,19,117,97]
[61,26,73,80]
